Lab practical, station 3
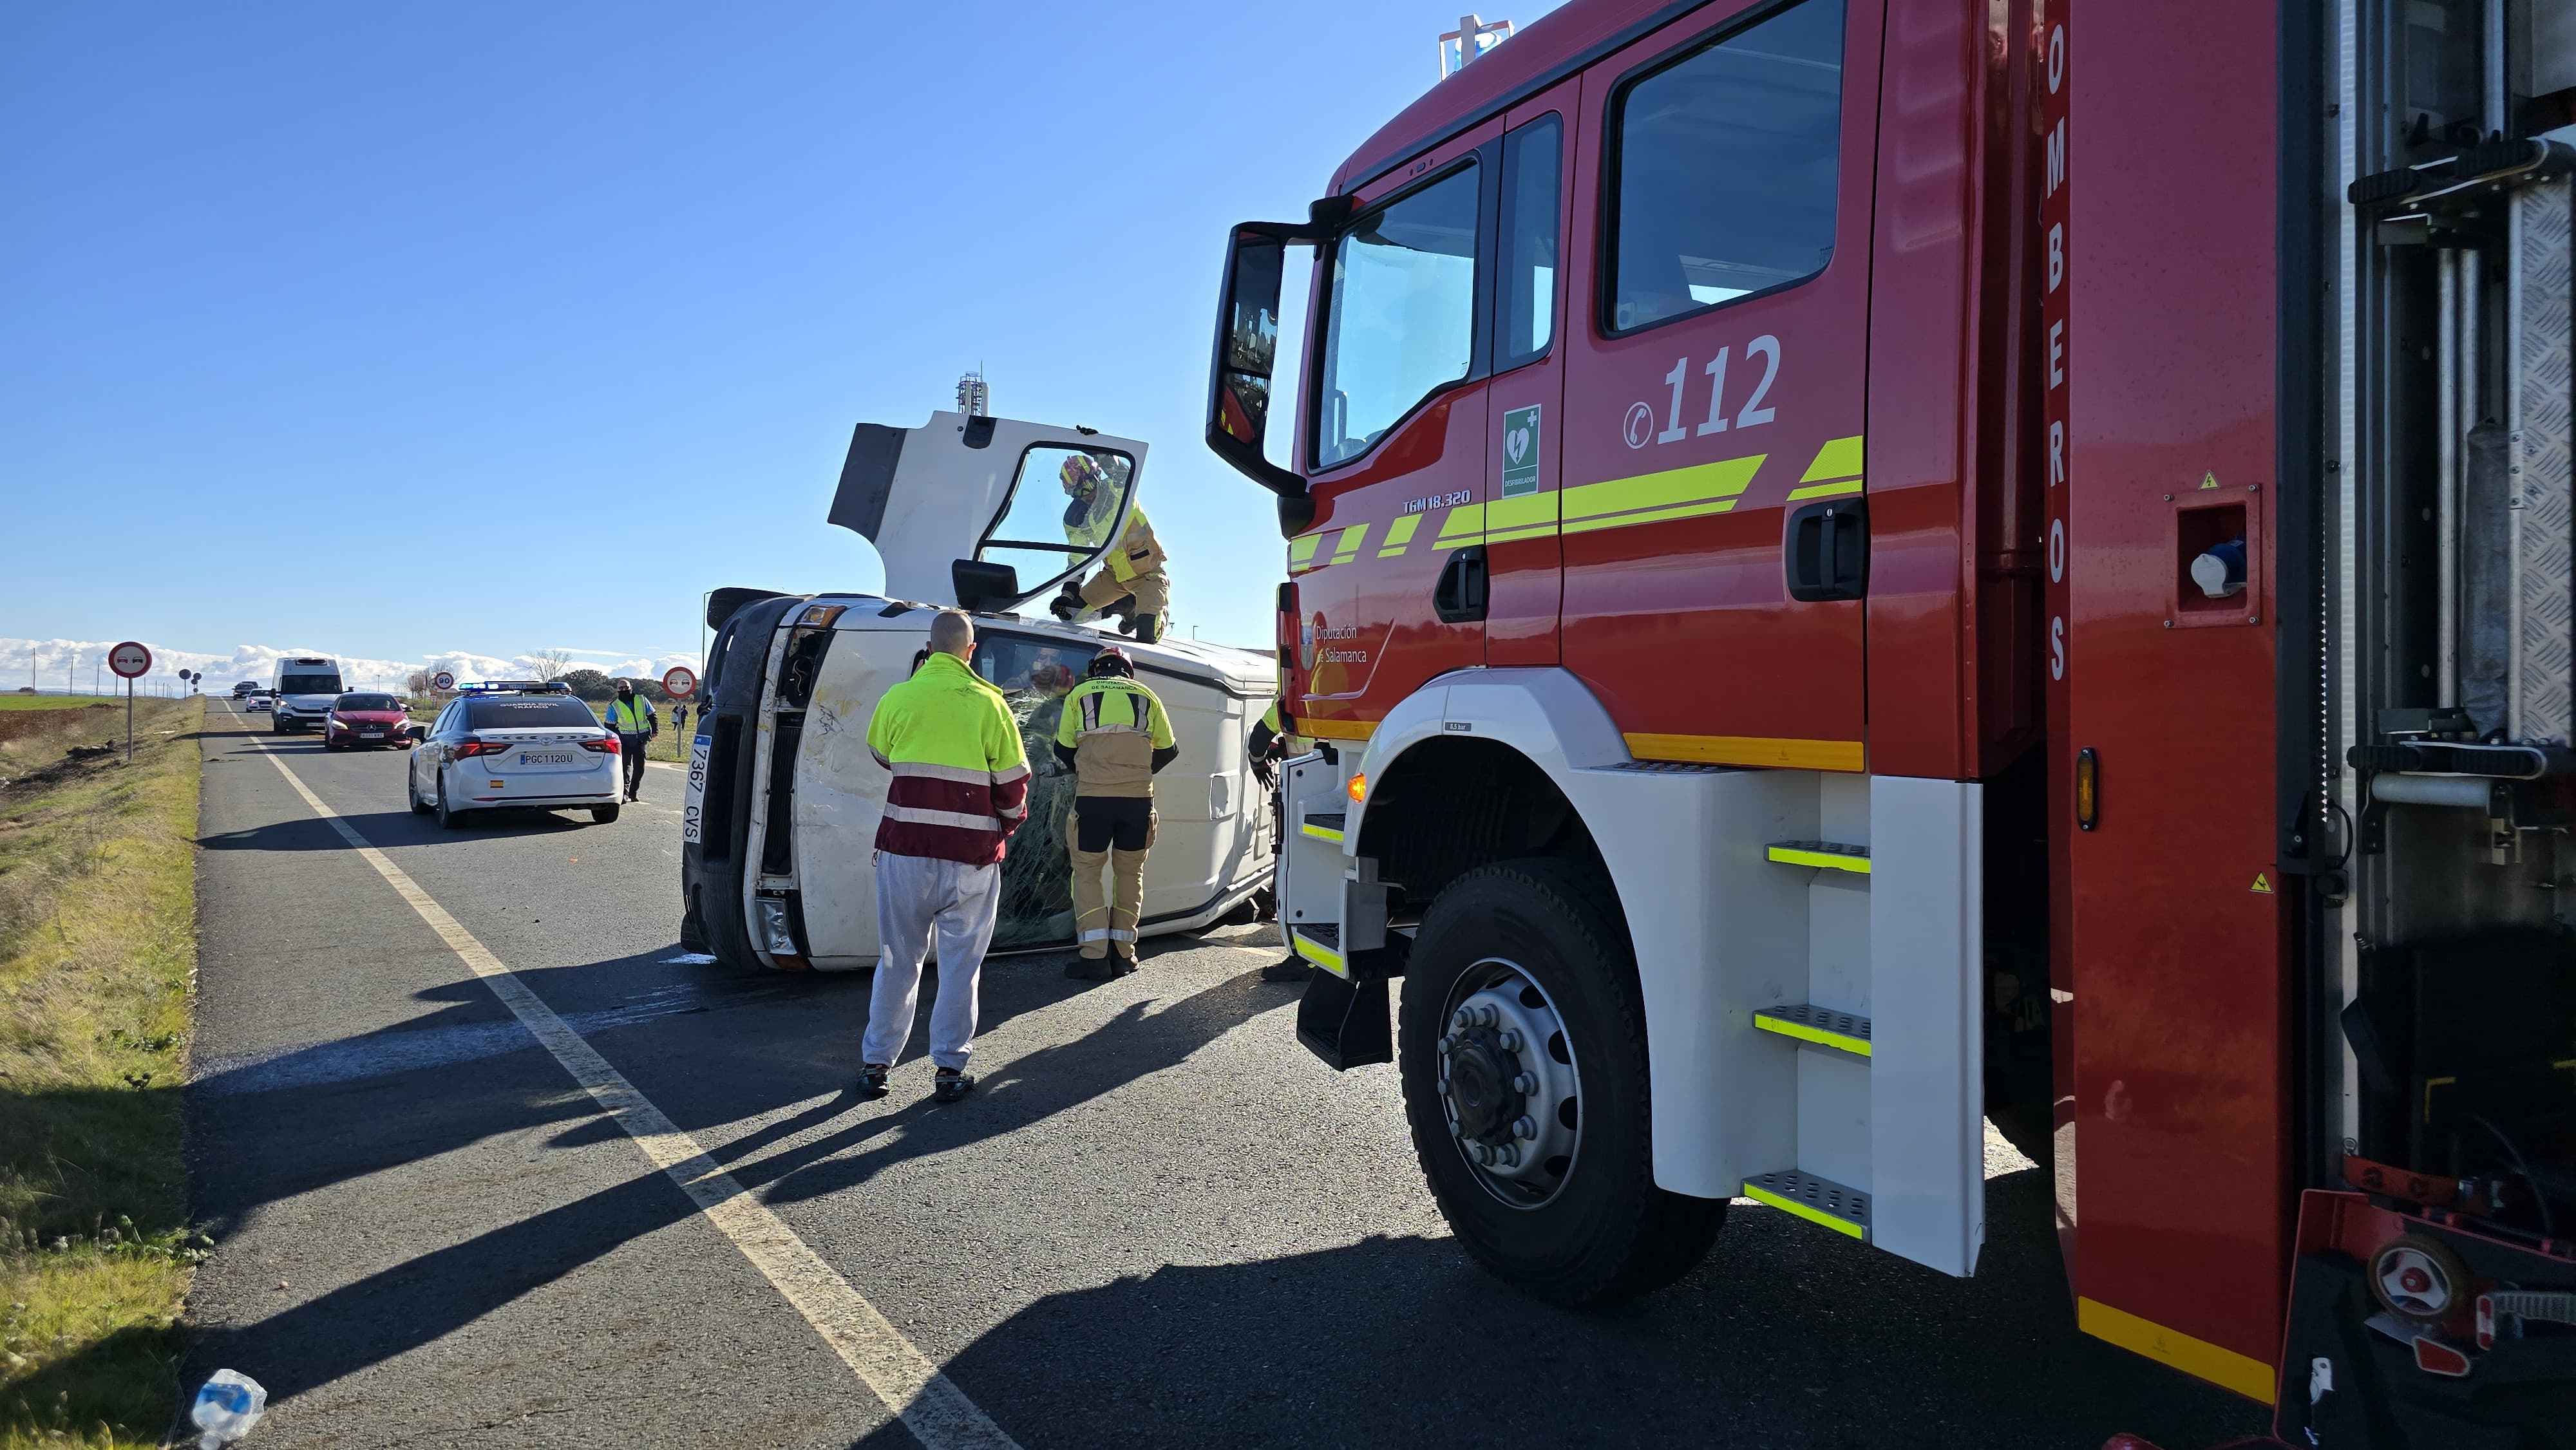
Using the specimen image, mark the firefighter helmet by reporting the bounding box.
[1086,646,1135,679]
[1060,453,1108,496]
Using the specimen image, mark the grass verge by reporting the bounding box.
[0,697,206,1447]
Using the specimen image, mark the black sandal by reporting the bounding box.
[856,1063,889,1097]
[932,1069,975,1103]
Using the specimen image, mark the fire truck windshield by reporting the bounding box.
[1314,164,1481,469]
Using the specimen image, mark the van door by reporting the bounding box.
[1289,118,1501,737]
[1562,0,1880,770]
[827,413,1153,612]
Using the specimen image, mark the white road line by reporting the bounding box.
[251,740,1018,1450]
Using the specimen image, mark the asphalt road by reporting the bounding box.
[182,703,2268,1448]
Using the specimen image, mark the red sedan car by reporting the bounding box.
[323,692,418,751]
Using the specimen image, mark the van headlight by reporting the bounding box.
[755,898,796,956]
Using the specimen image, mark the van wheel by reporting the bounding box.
[1400,858,1724,1306]
[436,778,467,831]
[589,805,621,824]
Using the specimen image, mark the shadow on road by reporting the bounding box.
[178,949,1269,1405]
[853,1169,2268,1450]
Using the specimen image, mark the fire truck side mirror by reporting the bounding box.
[1207,205,1344,510]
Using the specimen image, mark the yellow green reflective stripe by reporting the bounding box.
[1786,478,1863,500]
[1801,435,1864,482]
[1483,490,1558,543]
[1329,523,1372,564]
[1788,435,1863,500]
[1753,1013,1873,1057]
[1562,453,1765,533]
[1765,843,1872,874]
[1292,931,1345,977]
[1435,503,1486,547]
[1741,1180,1866,1239]
[1289,534,1320,567]
[1378,514,1423,556]
[1300,822,1344,842]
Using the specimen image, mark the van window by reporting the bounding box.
[1495,115,1562,372]
[278,672,342,695]
[981,446,1138,593]
[1314,164,1481,469]
[1607,0,1845,332]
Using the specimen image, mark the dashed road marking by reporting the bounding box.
[251,739,1018,1450]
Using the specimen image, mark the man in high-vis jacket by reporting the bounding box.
[1053,646,1175,981]
[1048,453,1170,644]
[857,610,1030,1102]
[605,680,657,802]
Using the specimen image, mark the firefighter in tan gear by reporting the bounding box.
[1048,453,1170,645]
[1053,646,1177,981]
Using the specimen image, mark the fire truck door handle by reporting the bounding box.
[1784,498,1870,603]
[1433,546,1488,623]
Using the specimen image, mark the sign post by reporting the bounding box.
[108,641,151,762]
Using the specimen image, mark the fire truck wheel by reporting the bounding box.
[1399,858,1725,1306]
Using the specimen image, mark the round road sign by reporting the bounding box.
[108,641,152,679]
[431,670,455,692]
[661,666,698,699]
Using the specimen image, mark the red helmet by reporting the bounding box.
[1086,646,1135,679]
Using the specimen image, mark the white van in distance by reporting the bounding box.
[268,656,345,734]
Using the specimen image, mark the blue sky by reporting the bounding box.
[0,2,1558,689]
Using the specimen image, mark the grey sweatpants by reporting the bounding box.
[862,851,1001,1071]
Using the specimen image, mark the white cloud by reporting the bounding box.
[0,638,699,693]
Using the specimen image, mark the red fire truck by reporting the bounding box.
[1201,0,2576,1438]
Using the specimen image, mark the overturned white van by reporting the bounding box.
[681,411,1276,971]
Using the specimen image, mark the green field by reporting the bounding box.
[1,697,205,1447]
[0,697,127,713]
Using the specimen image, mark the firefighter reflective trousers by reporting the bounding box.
[862,851,1000,1070]
[1068,796,1155,960]
[1078,567,1168,625]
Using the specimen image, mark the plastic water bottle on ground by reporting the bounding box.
[191,1368,267,1447]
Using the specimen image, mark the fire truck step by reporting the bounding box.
[1290,923,1342,974]
[1741,1169,1871,1241]
[1752,1004,1873,1058]
[1765,840,1871,874]
[1300,812,1347,842]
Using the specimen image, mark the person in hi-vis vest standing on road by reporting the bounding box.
[857,610,1030,1102]
[605,681,656,803]
[1054,646,1176,982]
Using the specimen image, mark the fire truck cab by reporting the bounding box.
[1206,0,2576,1435]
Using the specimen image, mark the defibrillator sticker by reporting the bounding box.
[1502,406,1541,497]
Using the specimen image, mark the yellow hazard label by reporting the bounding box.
[2200,471,2221,490]
[2250,871,2273,893]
